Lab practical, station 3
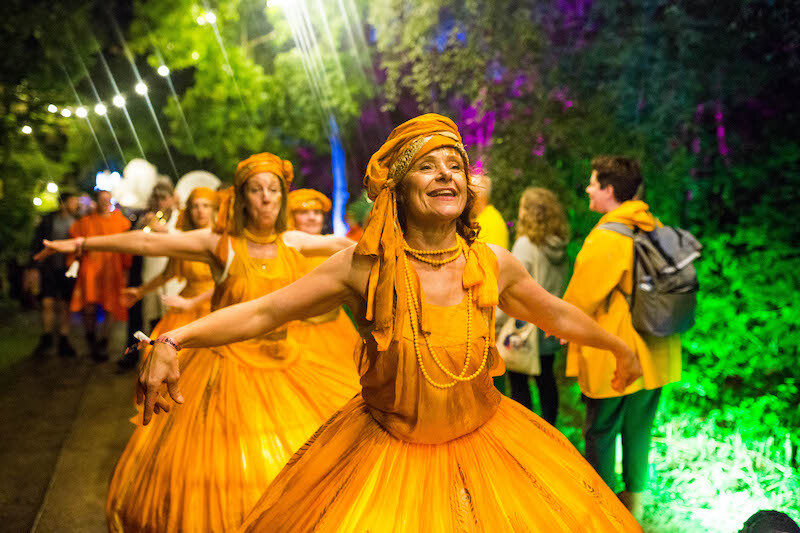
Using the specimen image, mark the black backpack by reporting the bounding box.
[599,222,702,337]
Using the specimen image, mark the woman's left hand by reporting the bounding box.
[162,294,194,310]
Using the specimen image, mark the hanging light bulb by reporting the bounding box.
[157,65,170,77]
[33,197,43,206]
[75,107,88,118]
[135,82,148,95]
[21,125,32,134]
[94,103,107,115]
[204,12,216,24]
[47,104,58,113]
[60,108,72,117]
[113,95,126,107]
[46,182,59,193]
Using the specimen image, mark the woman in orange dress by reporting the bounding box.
[120,187,219,363]
[136,116,645,532]
[38,154,360,532]
[287,188,360,370]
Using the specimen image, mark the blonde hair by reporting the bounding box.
[516,187,569,245]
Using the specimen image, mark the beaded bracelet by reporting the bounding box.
[155,334,182,352]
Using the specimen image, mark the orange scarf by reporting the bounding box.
[355,113,498,351]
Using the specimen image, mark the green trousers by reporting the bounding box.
[583,387,662,493]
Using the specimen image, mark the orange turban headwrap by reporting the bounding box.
[216,152,294,235]
[287,189,332,213]
[354,113,498,351]
[177,186,219,230]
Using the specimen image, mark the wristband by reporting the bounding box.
[75,237,86,257]
[155,334,182,351]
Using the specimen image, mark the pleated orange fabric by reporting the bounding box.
[292,256,361,372]
[106,235,360,533]
[140,258,216,360]
[239,241,641,533]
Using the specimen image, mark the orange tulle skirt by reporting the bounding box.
[106,338,360,532]
[240,396,642,532]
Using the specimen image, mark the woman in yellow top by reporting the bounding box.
[138,116,644,532]
[287,188,360,370]
[120,186,218,365]
[37,153,360,532]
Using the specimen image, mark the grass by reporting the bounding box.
[502,351,800,533]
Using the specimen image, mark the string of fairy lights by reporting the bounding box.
[23,10,224,208]
[19,10,219,138]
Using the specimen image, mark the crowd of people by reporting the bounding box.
[25,113,795,532]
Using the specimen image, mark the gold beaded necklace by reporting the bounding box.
[402,244,489,389]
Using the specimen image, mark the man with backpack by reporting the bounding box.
[563,156,699,519]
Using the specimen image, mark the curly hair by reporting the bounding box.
[516,187,569,245]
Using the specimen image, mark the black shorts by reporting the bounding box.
[40,267,76,301]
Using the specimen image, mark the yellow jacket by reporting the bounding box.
[563,200,682,398]
[476,204,510,250]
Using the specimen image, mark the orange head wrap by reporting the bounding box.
[288,189,332,213]
[287,189,332,230]
[177,186,219,230]
[216,152,294,235]
[354,113,498,351]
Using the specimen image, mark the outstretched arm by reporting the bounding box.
[138,247,366,424]
[492,245,642,393]
[35,228,219,264]
[282,230,356,257]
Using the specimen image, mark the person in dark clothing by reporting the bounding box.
[27,190,80,357]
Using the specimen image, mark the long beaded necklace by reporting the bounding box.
[402,242,489,389]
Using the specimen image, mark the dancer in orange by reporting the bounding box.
[69,189,131,361]
[287,189,360,369]
[121,187,219,363]
[37,154,360,532]
[137,116,644,532]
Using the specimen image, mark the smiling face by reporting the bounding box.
[293,209,324,235]
[586,170,617,214]
[189,197,215,229]
[242,172,284,229]
[399,146,468,227]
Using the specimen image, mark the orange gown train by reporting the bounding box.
[106,235,360,532]
[240,242,641,533]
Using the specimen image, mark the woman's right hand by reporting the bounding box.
[136,341,183,425]
[611,344,643,393]
[33,238,79,262]
[121,287,143,307]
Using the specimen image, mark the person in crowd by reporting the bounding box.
[472,170,509,249]
[497,187,569,425]
[137,178,181,332]
[138,115,644,532]
[344,190,372,242]
[120,186,219,369]
[62,189,131,361]
[287,188,360,369]
[27,189,80,358]
[563,156,682,519]
[37,153,360,532]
